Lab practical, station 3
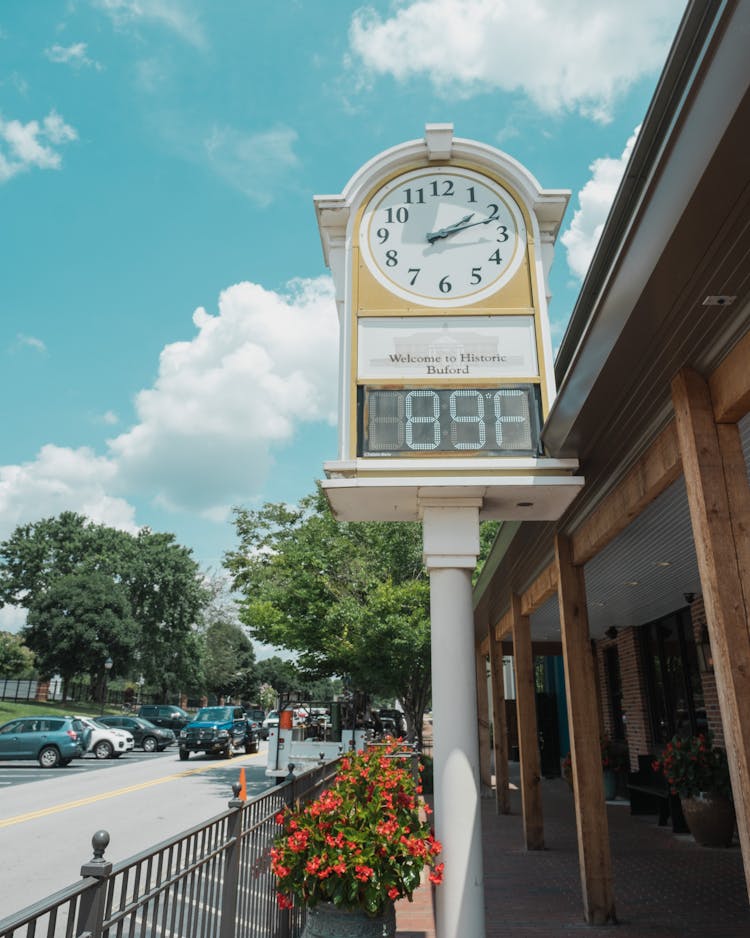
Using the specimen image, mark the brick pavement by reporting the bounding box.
[398,769,750,937]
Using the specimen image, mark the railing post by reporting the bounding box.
[218,782,244,938]
[76,831,112,938]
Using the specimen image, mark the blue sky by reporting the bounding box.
[0,0,687,631]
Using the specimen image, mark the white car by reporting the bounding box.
[261,710,279,740]
[73,715,135,759]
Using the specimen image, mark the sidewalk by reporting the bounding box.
[398,766,750,937]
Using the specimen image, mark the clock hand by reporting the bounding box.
[425,213,492,243]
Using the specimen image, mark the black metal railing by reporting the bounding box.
[0,760,340,938]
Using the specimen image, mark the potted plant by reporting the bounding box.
[652,733,735,846]
[562,737,628,799]
[271,739,443,937]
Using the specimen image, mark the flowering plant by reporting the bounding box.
[271,740,443,915]
[600,736,629,773]
[652,733,731,799]
[562,736,628,781]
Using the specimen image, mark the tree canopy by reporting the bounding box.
[0,511,209,698]
[224,488,431,741]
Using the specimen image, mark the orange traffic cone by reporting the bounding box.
[238,767,247,801]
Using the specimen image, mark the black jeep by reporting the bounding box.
[178,706,259,761]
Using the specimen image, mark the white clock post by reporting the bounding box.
[315,124,583,938]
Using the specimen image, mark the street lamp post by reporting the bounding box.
[101,657,113,715]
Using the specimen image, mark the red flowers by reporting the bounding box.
[271,739,443,915]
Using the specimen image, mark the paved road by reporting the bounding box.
[0,743,273,922]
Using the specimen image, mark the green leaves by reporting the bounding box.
[225,489,431,735]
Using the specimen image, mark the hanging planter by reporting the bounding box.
[272,740,443,929]
[301,900,396,937]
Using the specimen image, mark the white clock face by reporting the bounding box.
[358,167,526,307]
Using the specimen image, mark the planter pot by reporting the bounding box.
[680,793,735,847]
[301,901,396,937]
[603,769,617,801]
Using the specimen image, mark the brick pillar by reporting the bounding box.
[35,681,50,702]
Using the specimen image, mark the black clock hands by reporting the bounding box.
[425,213,492,244]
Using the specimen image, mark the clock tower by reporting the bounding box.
[314,126,583,938]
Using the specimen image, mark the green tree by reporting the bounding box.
[0,512,209,699]
[24,570,137,701]
[225,488,431,743]
[201,617,257,702]
[121,528,208,699]
[0,631,35,678]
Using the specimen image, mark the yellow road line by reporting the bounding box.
[0,754,259,829]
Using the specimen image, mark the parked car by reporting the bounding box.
[98,715,175,752]
[260,710,278,740]
[244,708,265,728]
[0,715,89,767]
[72,715,135,759]
[137,704,192,734]
[178,706,259,760]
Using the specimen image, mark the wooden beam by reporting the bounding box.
[520,562,558,616]
[488,620,510,814]
[476,650,493,792]
[555,533,615,925]
[672,367,750,899]
[709,328,750,423]
[571,421,682,566]
[511,593,544,849]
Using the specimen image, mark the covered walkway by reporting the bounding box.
[397,768,750,937]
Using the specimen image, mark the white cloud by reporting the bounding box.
[0,277,338,537]
[93,0,206,48]
[16,334,47,353]
[561,126,640,280]
[203,125,300,204]
[44,42,102,70]
[99,410,120,426]
[0,110,77,183]
[108,276,338,515]
[349,0,684,122]
[0,445,138,544]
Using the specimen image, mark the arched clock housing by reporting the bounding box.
[314,124,584,522]
[358,166,527,308]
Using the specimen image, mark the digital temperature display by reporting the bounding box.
[358,386,541,457]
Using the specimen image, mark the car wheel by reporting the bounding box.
[223,745,233,759]
[38,746,60,768]
[142,736,158,753]
[245,740,258,754]
[94,740,113,760]
[179,750,189,761]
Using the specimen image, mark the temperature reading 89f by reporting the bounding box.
[359,386,540,456]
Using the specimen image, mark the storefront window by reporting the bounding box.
[639,608,705,745]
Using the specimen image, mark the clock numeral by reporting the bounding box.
[438,275,452,294]
[385,207,409,224]
[488,249,503,265]
[408,268,420,285]
[471,267,482,285]
[429,179,454,197]
[486,203,500,221]
[376,227,389,244]
[403,187,425,204]
[385,249,398,267]
[496,225,509,243]
[466,186,477,203]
